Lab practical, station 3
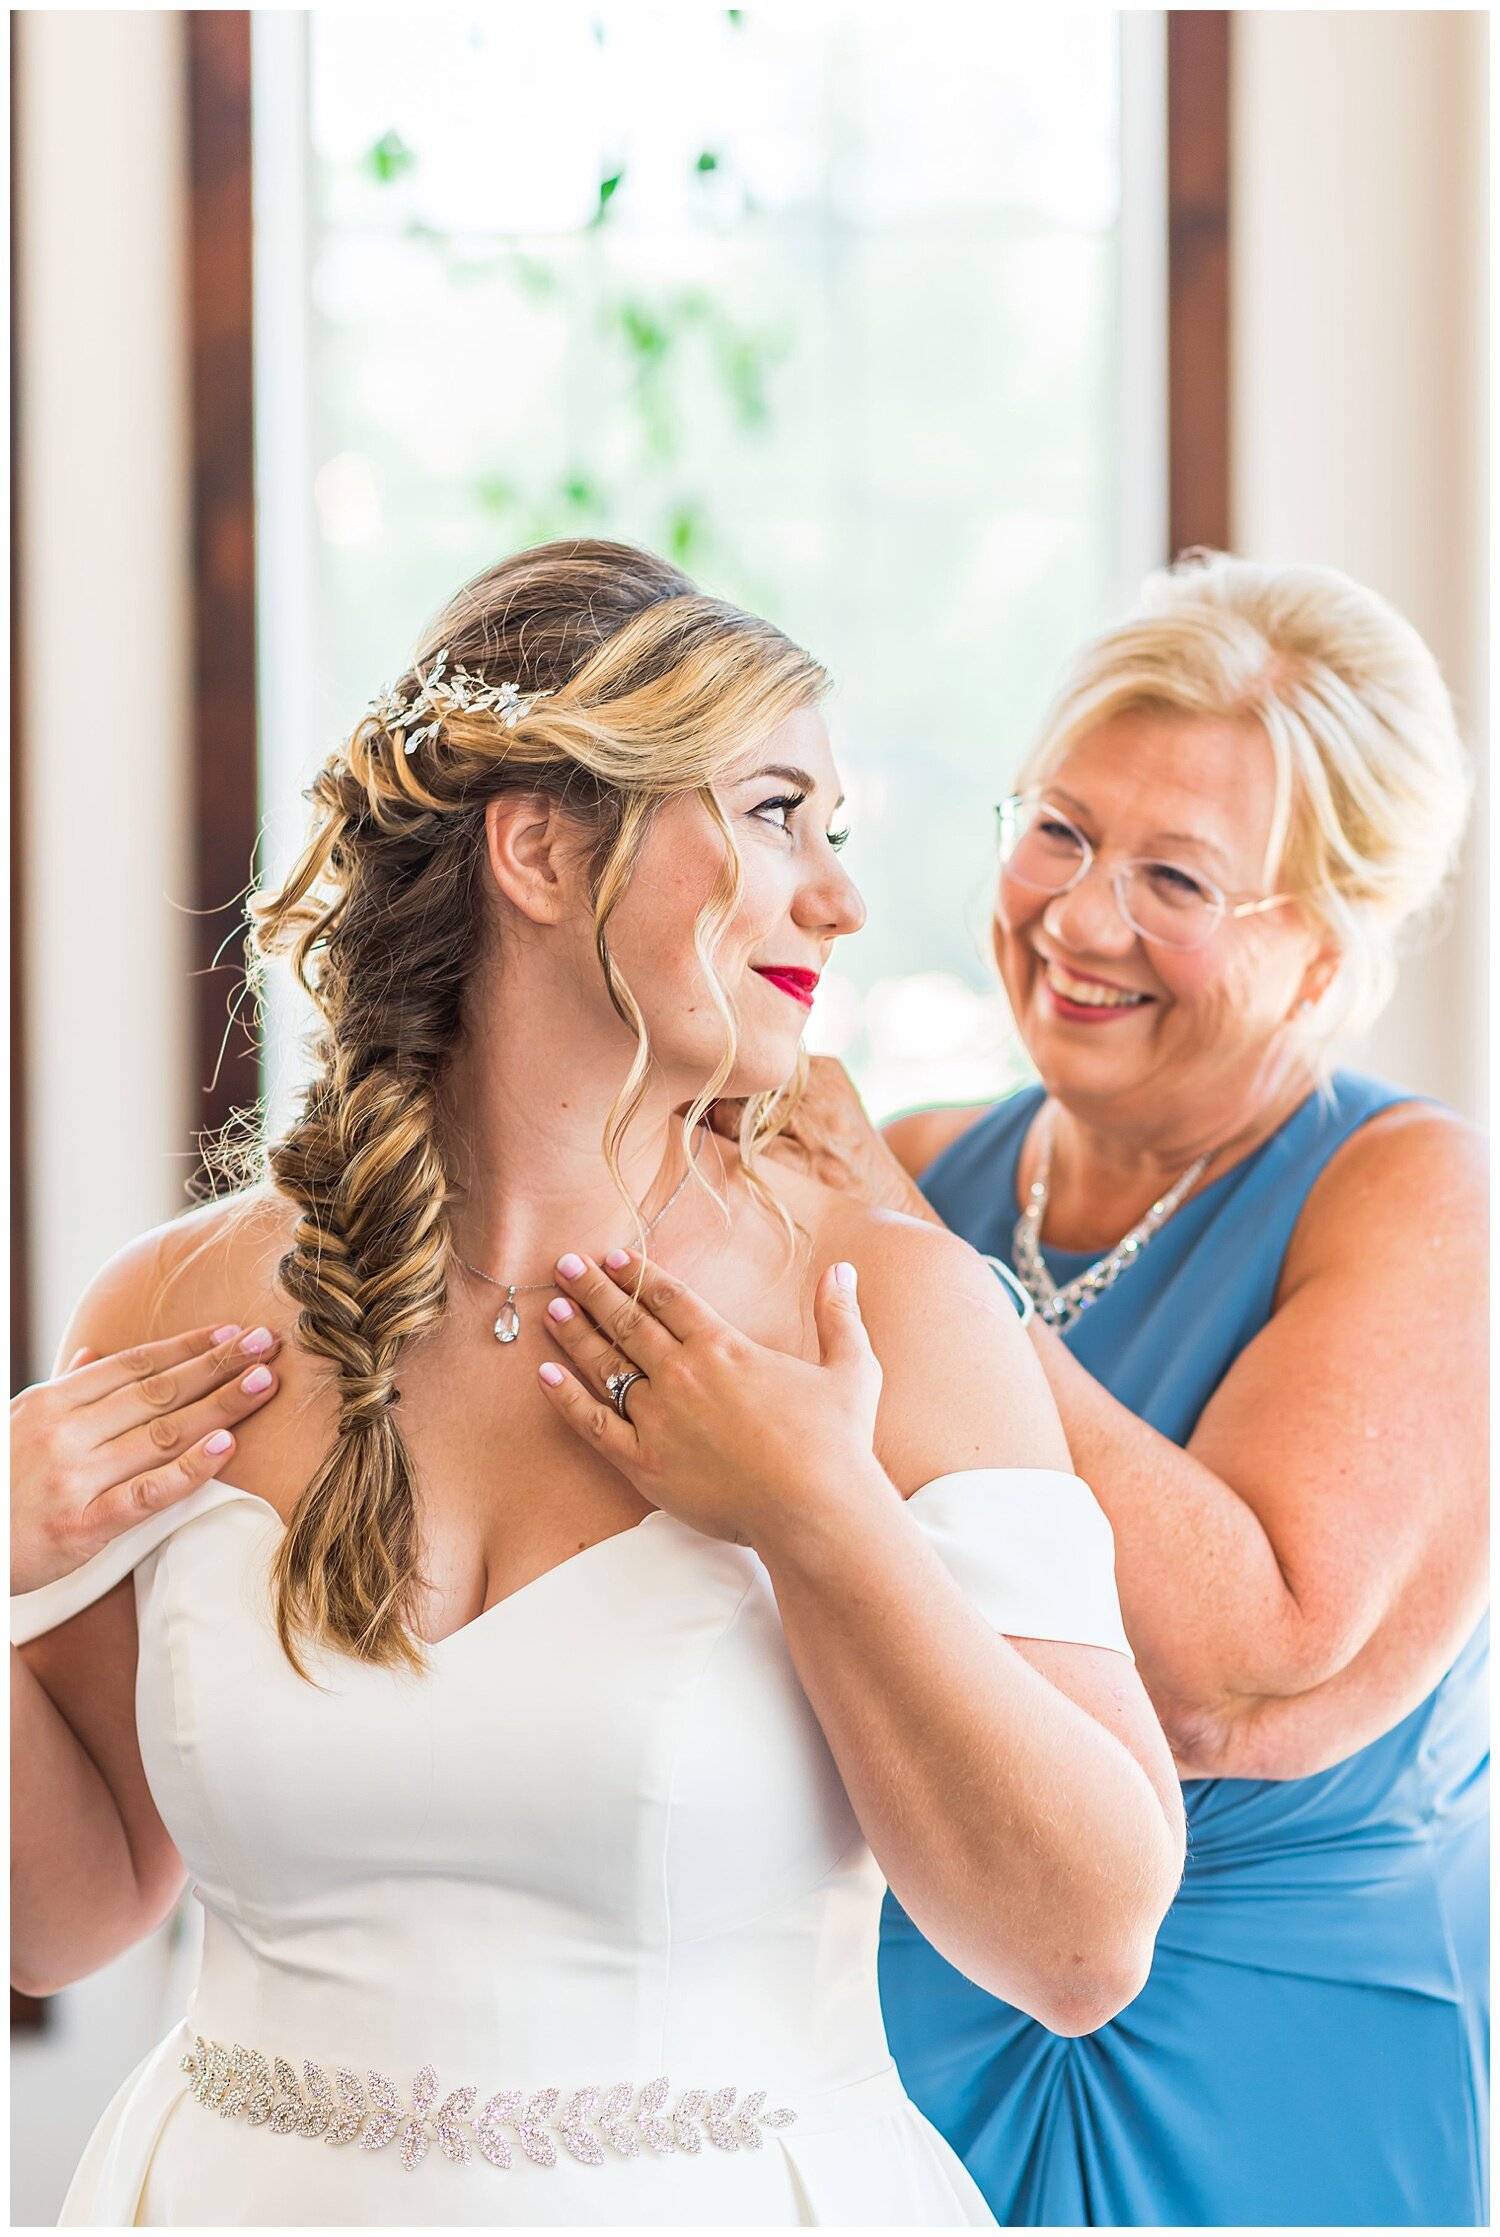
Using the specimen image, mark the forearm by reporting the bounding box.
[758,1473,1179,2035]
[1030,1328,1342,1745]
[10,1646,181,1994]
[1172,1564,1490,1779]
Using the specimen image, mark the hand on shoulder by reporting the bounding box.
[880,1101,994,1184]
[12,1185,293,1599]
[56,1181,290,1366]
[728,1061,991,1215]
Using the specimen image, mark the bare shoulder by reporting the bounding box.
[56,1182,294,1369]
[1285,1098,1487,1294]
[796,1185,1072,1488]
[880,1101,995,1182]
[767,1151,1012,1329]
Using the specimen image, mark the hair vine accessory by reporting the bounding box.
[366,648,552,758]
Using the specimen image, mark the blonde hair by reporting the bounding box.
[1016,551,1471,1045]
[248,540,826,1677]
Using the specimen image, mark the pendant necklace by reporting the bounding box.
[1012,1103,1209,1332]
[456,1132,704,1345]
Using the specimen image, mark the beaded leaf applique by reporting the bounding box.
[326,2068,364,2146]
[179,2038,796,2169]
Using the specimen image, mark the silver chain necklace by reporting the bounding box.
[1012,1104,1209,1332]
[456,1142,702,1344]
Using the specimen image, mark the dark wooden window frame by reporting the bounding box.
[185,10,261,1186]
[1166,9,1232,555]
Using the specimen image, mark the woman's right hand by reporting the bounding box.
[10,1324,283,1597]
[711,1054,943,1221]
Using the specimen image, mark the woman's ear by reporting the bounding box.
[483,793,585,927]
[1291,927,1343,1016]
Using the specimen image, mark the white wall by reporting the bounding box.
[17,7,195,1376]
[13,12,193,2224]
[1233,10,1489,1120]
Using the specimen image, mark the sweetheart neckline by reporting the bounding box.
[196,1463,1087,1657]
[202,1478,676,1654]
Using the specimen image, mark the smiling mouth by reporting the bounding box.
[1042,959,1153,1015]
[753,966,819,1010]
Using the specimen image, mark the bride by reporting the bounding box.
[12,540,1183,2227]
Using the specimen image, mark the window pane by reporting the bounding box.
[259,7,1148,1123]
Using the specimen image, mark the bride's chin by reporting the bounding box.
[676,1056,803,1111]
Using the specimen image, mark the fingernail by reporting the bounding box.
[546,1297,574,1323]
[556,1254,586,1280]
[211,1325,241,1345]
[539,1362,565,1387]
[240,1327,274,1356]
[241,1365,273,1393]
[835,1261,857,1290]
[204,1430,234,1455]
[604,1249,631,1271]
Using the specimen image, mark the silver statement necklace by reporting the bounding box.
[456,1143,702,1344]
[1012,1104,1209,1332]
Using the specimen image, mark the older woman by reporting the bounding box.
[770,555,1488,2227]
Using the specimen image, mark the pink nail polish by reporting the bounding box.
[835,1261,857,1290]
[604,1249,631,1271]
[539,1362,565,1387]
[556,1254,587,1280]
[241,1365,273,1393]
[240,1327,274,1356]
[211,1325,241,1345]
[546,1297,574,1323]
[205,1430,234,1455]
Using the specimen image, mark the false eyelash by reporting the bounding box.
[753,794,851,852]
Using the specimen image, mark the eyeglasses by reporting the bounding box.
[994,794,1293,954]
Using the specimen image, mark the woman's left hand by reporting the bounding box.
[536,1250,890,1550]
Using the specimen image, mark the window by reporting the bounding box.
[254,8,1164,1131]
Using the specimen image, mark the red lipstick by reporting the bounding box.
[753,966,819,1010]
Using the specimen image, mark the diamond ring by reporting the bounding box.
[604,1368,647,1421]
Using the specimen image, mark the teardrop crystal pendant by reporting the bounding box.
[492,1289,521,1344]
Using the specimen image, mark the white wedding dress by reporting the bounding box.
[13,1468,1132,2227]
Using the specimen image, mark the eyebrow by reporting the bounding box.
[736,763,846,813]
[1044,787,1231,872]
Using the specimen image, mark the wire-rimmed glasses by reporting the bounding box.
[995,794,1292,954]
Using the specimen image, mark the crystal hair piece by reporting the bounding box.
[366,648,551,757]
[179,2036,796,2172]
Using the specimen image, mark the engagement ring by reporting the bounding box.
[605,1369,647,1421]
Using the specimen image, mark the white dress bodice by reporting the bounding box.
[14,1470,1132,2226]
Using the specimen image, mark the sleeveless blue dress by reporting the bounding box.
[879,1070,1488,2226]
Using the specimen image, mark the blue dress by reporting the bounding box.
[879,1071,1488,2226]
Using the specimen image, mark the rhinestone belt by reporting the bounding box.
[179,2036,797,2173]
